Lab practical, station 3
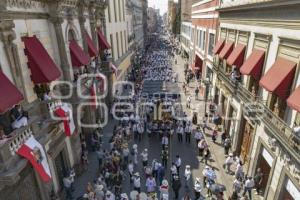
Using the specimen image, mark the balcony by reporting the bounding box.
[0,100,64,173]
[218,67,238,94]
[237,83,257,103]
[260,103,300,161]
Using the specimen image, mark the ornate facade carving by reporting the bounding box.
[5,0,46,9]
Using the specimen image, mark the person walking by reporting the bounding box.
[96,148,104,170]
[185,122,192,143]
[63,175,73,200]
[141,149,148,168]
[128,160,134,184]
[172,175,181,199]
[198,139,207,157]
[161,134,169,150]
[203,148,210,164]
[133,172,141,193]
[161,148,168,167]
[223,153,234,174]
[194,178,202,200]
[212,128,218,143]
[254,168,263,195]
[186,95,192,109]
[177,125,184,143]
[159,179,169,200]
[224,136,231,155]
[233,177,243,194]
[146,175,157,194]
[175,155,182,174]
[243,177,255,200]
[195,87,199,100]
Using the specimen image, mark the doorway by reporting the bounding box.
[239,119,254,166]
[55,149,69,191]
[256,148,272,196]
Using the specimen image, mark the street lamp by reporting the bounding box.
[203,78,210,115]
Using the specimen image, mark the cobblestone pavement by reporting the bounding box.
[72,51,262,200]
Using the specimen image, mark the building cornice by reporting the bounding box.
[220,18,300,30]
[217,0,300,12]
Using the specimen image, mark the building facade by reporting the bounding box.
[147,7,159,33]
[212,0,300,199]
[0,0,143,199]
[180,0,193,22]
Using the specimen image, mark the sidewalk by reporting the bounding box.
[173,53,262,200]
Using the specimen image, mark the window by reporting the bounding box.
[120,31,124,54]
[202,31,206,50]
[113,0,117,22]
[198,30,202,48]
[124,30,127,50]
[118,0,122,22]
[208,33,215,56]
[108,0,111,23]
[116,32,120,58]
[123,0,126,21]
[110,34,114,61]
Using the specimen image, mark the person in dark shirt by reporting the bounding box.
[254,168,263,194]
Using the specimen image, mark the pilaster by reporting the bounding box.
[0,20,25,96]
[49,15,73,82]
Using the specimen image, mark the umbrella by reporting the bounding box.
[209,183,226,194]
[205,169,217,180]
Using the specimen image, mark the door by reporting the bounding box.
[55,150,69,190]
[240,122,253,165]
[257,156,271,195]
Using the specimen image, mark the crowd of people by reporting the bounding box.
[67,27,262,200]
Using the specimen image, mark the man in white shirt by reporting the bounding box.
[133,172,141,193]
[224,153,234,174]
[185,122,192,144]
[128,160,134,183]
[233,178,242,193]
[243,177,255,200]
[176,125,184,143]
[161,135,169,149]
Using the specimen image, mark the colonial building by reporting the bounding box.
[212,0,300,199]
[190,0,219,83]
[147,7,159,33]
[0,0,141,199]
[106,0,133,82]
[180,0,193,22]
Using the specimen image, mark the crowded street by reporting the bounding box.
[69,26,253,200]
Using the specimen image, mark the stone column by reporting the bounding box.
[49,16,73,82]
[78,4,88,53]
[101,61,114,109]
[0,20,25,95]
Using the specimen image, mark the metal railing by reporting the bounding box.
[260,103,299,160]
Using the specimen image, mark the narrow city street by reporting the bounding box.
[70,29,260,200]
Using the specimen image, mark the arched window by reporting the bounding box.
[68,29,77,41]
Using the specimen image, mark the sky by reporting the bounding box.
[148,0,168,15]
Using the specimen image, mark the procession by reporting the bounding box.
[60,26,262,200]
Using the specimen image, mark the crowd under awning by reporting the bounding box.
[85,31,98,57]
[22,36,61,84]
[287,86,300,112]
[219,41,234,60]
[259,57,296,99]
[97,29,111,50]
[227,43,246,68]
[69,40,90,68]
[0,71,24,114]
[240,49,265,80]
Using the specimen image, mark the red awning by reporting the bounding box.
[287,86,300,112]
[240,49,265,80]
[22,36,61,84]
[69,40,90,68]
[226,43,246,68]
[0,71,24,113]
[213,40,225,54]
[85,31,98,57]
[219,42,234,59]
[97,29,111,50]
[259,57,296,99]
